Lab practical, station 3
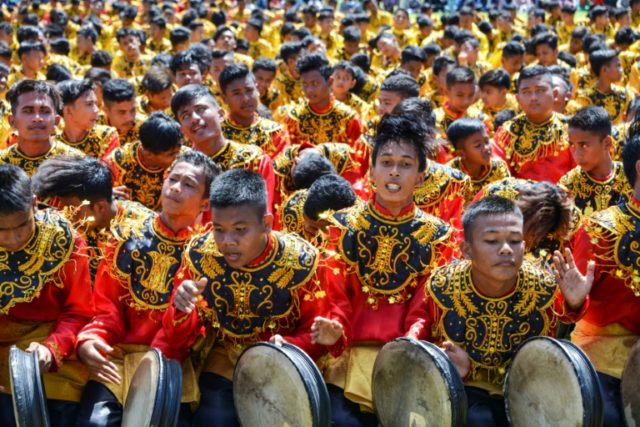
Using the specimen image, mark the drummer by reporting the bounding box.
[570,133,640,426]
[316,113,455,425]
[153,169,339,426]
[0,164,94,427]
[422,196,594,426]
[74,149,219,427]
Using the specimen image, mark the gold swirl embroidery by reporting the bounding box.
[289,101,356,145]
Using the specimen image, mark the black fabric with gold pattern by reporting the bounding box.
[184,232,319,339]
[55,125,117,158]
[414,161,471,214]
[0,209,75,314]
[221,118,283,154]
[111,142,164,210]
[211,141,263,171]
[0,142,84,177]
[428,260,557,386]
[281,189,308,236]
[288,101,356,145]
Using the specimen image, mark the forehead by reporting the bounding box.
[180,95,216,113]
[568,126,604,142]
[16,92,55,109]
[519,75,552,89]
[300,69,325,81]
[449,82,475,92]
[212,204,262,224]
[225,75,256,91]
[168,161,206,183]
[377,140,418,157]
[470,213,523,234]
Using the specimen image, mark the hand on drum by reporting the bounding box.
[269,334,287,346]
[552,248,595,311]
[25,342,53,372]
[311,317,343,346]
[173,277,208,313]
[442,341,470,379]
[77,339,121,384]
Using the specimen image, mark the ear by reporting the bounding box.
[199,197,210,214]
[551,85,559,100]
[54,114,61,127]
[603,135,613,151]
[327,76,334,87]
[414,170,425,188]
[461,239,472,260]
[348,79,357,90]
[263,212,274,233]
[8,113,14,128]
[217,107,225,120]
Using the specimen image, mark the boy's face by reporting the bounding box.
[401,59,422,80]
[253,69,276,97]
[568,127,612,174]
[177,95,224,147]
[77,34,94,53]
[377,37,399,58]
[175,64,203,88]
[300,70,331,106]
[344,40,360,56]
[66,89,99,129]
[377,90,403,116]
[104,99,136,135]
[535,44,557,66]
[370,141,423,209]
[22,50,45,73]
[210,57,234,85]
[150,24,164,39]
[595,14,609,28]
[190,26,205,43]
[331,68,356,96]
[212,204,273,269]
[120,35,141,60]
[319,18,332,33]
[0,204,36,252]
[393,11,410,29]
[459,129,492,167]
[244,25,259,43]
[462,213,524,285]
[222,74,259,120]
[215,31,236,50]
[516,76,555,121]
[602,56,623,83]
[569,37,583,54]
[447,82,476,113]
[10,92,60,145]
[147,87,173,111]
[480,85,507,109]
[561,11,574,24]
[161,161,208,218]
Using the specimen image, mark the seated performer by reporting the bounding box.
[153,169,335,426]
[317,114,455,426]
[74,150,219,427]
[101,78,145,146]
[571,133,640,426]
[423,196,592,426]
[0,164,94,427]
[0,79,83,176]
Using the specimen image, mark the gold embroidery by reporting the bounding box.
[287,100,357,145]
[413,161,472,216]
[0,142,84,177]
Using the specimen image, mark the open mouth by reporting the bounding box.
[385,183,401,193]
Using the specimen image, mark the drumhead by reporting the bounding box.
[122,349,182,427]
[233,342,330,427]
[505,337,603,427]
[372,338,467,427]
[9,346,50,427]
[622,339,640,426]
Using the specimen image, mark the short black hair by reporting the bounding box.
[213,25,235,42]
[303,174,356,220]
[50,38,70,56]
[433,55,457,76]
[373,113,430,172]
[622,134,640,187]
[115,27,143,43]
[342,26,361,43]
[392,97,436,135]
[252,57,277,74]
[280,42,303,63]
[401,45,426,64]
[17,41,46,58]
[332,60,356,79]
[32,155,112,203]
[447,118,486,150]
[219,63,253,94]
[141,66,173,93]
[479,68,511,90]
[170,149,221,198]
[462,196,523,242]
[531,31,558,51]
[561,4,576,13]
[170,49,206,74]
[171,84,218,118]
[77,26,98,43]
[8,79,62,115]
[517,65,553,91]
[57,79,95,106]
[91,50,112,67]
[615,27,637,46]
[494,109,517,130]
[558,51,577,68]
[571,26,590,40]
[296,53,332,80]
[422,43,441,58]
[46,64,73,83]
[209,169,267,218]
[169,26,191,46]
[590,5,609,19]
[84,67,112,87]
[139,112,183,153]
[102,78,135,105]
[589,48,618,76]
[446,66,476,88]
[350,53,371,73]
[568,106,612,140]
[292,152,336,190]
[380,74,420,99]
[0,164,33,214]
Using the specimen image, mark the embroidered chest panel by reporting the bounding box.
[212,141,262,172]
[413,162,470,214]
[185,232,318,338]
[281,190,308,236]
[560,163,632,215]
[289,102,355,144]
[0,210,75,314]
[112,142,164,210]
[450,158,511,197]
[585,87,629,122]
[221,119,282,154]
[333,202,450,303]
[429,260,556,385]
[111,217,187,310]
[58,125,116,158]
[0,143,82,177]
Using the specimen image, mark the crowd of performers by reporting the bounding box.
[1,0,640,425]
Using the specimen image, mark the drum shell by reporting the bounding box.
[9,345,50,427]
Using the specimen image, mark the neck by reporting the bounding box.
[334,91,348,102]
[17,139,52,157]
[311,97,332,111]
[461,158,487,179]
[94,201,118,230]
[588,158,614,179]
[471,268,516,298]
[375,194,412,217]
[527,111,553,125]
[159,210,197,234]
[230,112,256,127]
[596,78,612,93]
[63,121,90,142]
[22,67,37,78]
[195,136,226,157]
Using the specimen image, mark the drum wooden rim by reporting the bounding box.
[9,345,50,427]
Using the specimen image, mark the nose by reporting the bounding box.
[499,241,513,255]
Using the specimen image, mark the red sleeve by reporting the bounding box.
[270,128,290,159]
[284,115,301,146]
[346,116,363,147]
[403,276,429,339]
[103,153,121,186]
[319,251,353,357]
[100,131,120,162]
[76,257,127,347]
[258,154,276,214]
[42,235,94,370]
[553,292,590,324]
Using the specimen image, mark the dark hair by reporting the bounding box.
[479,68,511,90]
[139,112,183,153]
[213,25,235,42]
[568,105,612,141]
[303,174,356,220]
[171,84,218,118]
[292,152,336,190]
[8,79,62,115]
[84,67,112,86]
[151,16,167,29]
[252,57,277,74]
[401,45,426,64]
[517,65,553,91]
[50,38,70,56]
[558,51,577,68]
[32,156,112,203]
[342,26,361,43]
[494,109,517,130]
[219,63,253,94]
[615,27,637,46]
[433,55,457,76]
[115,27,143,43]
[279,42,303,62]
[516,181,573,247]
[209,169,267,218]
[531,32,558,51]
[571,26,590,40]
[373,114,430,172]
[447,118,485,150]
[296,53,332,80]
[392,97,436,136]
[0,164,33,214]
[91,50,112,67]
[169,26,191,46]
[446,66,476,88]
[0,63,9,76]
[170,149,220,198]
[16,26,43,44]
[590,5,609,19]
[141,66,173,93]
[350,53,371,73]
[462,196,523,242]
[622,134,640,187]
[170,49,206,74]
[333,60,356,79]
[17,41,46,58]
[46,64,73,83]
[0,42,11,60]
[102,78,135,105]
[380,74,419,99]
[57,79,95,105]
[589,48,618,76]
[422,43,441,57]
[77,26,98,44]
[561,4,576,13]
